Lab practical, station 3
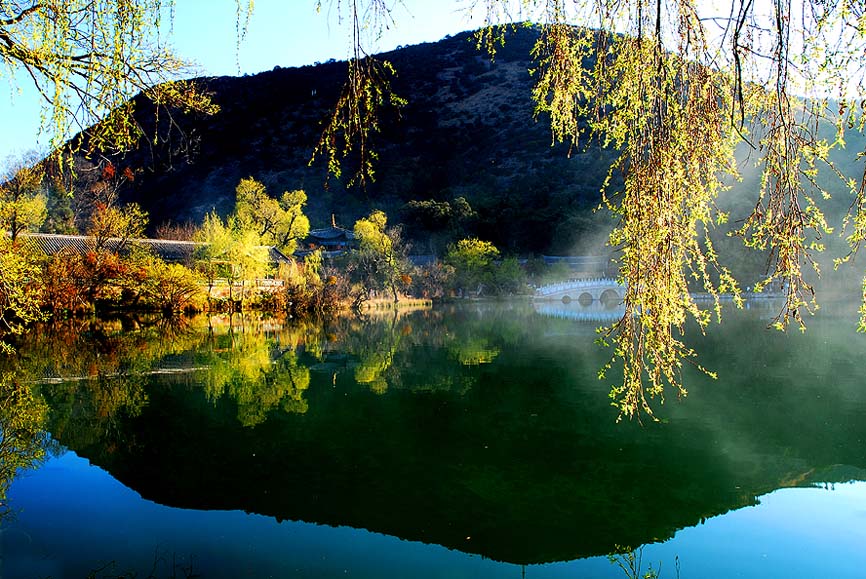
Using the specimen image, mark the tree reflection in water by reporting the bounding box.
[0,371,50,519]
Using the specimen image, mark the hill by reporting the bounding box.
[64,26,618,255]
[56,24,866,290]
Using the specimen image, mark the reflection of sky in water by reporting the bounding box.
[3,451,865,578]
[646,482,866,578]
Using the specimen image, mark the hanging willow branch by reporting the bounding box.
[0,0,226,168]
[311,0,406,187]
[315,0,866,419]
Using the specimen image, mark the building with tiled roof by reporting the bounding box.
[297,215,357,258]
[17,233,292,266]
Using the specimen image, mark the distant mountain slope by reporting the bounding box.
[78,27,618,255]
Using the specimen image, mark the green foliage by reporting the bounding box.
[443,238,525,296]
[351,210,411,304]
[400,196,478,253]
[234,177,310,254]
[445,237,500,292]
[0,238,46,353]
[41,183,76,234]
[402,196,476,231]
[489,256,529,295]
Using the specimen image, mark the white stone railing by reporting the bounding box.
[535,278,623,296]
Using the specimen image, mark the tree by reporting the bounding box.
[139,257,205,314]
[194,210,270,310]
[234,177,310,254]
[351,210,410,304]
[489,256,528,295]
[76,201,149,305]
[227,217,271,307]
[195,210,234,302]
[401,196,477,252]
[445,238,500,295]
[0,153,47,241]
[0,0,226,159]
[0,238,44,353]
[87,201,148,253]
[41,182,76,234]
[38,247,89,315]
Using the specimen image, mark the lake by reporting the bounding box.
[1,302,865,578]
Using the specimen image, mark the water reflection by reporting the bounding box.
[1,304,865,569]
[0,372,50,520]
[532,299,625,323]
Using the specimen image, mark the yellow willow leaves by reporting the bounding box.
[590,40,742,421]
[530,24,595,151]
[736,97,835,331]
[460,0,866,419]
[312,56,406,187]
[0,0,217,167]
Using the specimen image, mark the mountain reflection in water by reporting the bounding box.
[2,303,865,575]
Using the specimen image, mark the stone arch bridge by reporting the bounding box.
[534,278,626,306]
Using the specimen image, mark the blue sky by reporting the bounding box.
[0,1,481,159]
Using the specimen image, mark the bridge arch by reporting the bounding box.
[534,278,626,304]
[600,289,621,307]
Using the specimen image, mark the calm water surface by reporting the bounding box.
[1,302,865,578]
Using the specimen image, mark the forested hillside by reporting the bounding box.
[65,26,618,255]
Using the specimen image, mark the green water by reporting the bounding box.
[1,302,865,577]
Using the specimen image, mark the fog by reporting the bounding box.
[555,114,866,311]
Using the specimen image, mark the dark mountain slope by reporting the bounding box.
[85,27,617,254]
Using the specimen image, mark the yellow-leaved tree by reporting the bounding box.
[234,177,310,254]
[352,210,410,304]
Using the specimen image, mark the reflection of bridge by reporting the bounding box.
[535,278,626,305]
[532,301,625,323]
